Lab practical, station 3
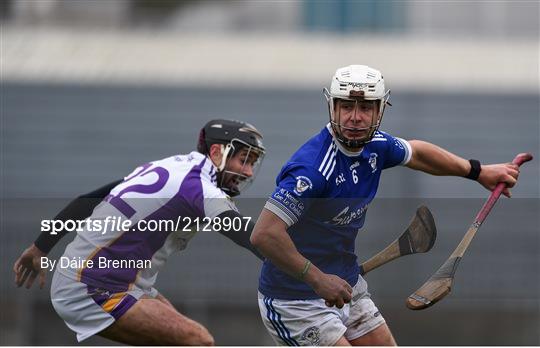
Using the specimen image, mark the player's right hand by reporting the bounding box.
[13,244,47,289]
[310,273,353,309]
[477,162,520,197]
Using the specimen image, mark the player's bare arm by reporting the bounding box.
[406,140,519,197]
[251,208,353,308]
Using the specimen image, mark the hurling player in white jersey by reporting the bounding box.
[251,65,521,346]
[14,119,265,345]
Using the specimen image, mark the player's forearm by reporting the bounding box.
[251,210,322,285]
[251,227,301,269]
[34,179,122,254]
[406,140,470,177]
[253,229,324,285]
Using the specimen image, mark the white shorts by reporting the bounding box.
[50,271,158,342]
[258,277,385,346]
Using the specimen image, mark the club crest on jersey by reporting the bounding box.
[301,326,321,346]
[369,153,378,173]
[294,176,313,195]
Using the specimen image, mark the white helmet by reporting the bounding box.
[323,65,391,148]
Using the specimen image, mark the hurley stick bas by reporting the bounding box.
[359,205,437,275]
[406,153,533,310]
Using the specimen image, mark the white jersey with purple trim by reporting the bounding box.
[259,124,412,300]
[58,151,236,292]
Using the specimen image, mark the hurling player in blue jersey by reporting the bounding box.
[251,65,520,346]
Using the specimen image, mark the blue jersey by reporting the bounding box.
[259,124,411,300]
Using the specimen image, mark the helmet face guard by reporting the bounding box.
[198,119,265,196]
[218,138,265,197]
[324,88,390,148]
[323,65,391,148]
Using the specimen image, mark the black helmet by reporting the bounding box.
[197,119,265,196]
[197,119,265,156]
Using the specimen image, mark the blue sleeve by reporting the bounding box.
[264,163,327,227]
[379,132,412,169]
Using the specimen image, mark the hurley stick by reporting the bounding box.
[360,205,437,275]
[406,153,533,310]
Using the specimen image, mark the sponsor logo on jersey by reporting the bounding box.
[327,204,369,225]
[294,176,313,195]
[369,153,378,173]
[349,161,360,171]
[301,326,321,346]
[336,173,346,186]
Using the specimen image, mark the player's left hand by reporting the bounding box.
[13,244,47,289]
[477,162,520,197]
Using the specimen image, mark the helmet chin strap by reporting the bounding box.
[332,121,376,133]
[333,129,365,148]
[215,143,246,196]
[330,118,380,148]
[216,144,233,172]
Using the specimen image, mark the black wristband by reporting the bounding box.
[465,159,481,180]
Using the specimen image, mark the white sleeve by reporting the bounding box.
[396,137,413,165]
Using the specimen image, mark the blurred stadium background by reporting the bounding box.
[1,0,539,345]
